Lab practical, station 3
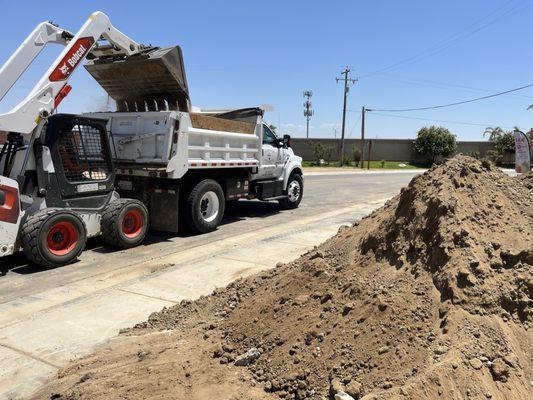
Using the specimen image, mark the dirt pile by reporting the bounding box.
[34,156,532,400]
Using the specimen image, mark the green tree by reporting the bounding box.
[414,126,457,164]
[484,126,515,165]
[483,126,505,141]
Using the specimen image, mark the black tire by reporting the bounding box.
[185,179,225,233]
[21,209,87,268]
[101,199,149,248]
[279,173,303,210]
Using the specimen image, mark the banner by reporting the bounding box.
[514,130,531,173]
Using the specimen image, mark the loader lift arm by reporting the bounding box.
[0,11,141,136]
[0,21,72,102]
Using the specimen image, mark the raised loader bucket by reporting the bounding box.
[85,46,190,112]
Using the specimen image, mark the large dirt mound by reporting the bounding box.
[34,156,532,400]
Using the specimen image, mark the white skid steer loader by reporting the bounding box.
[0,12,153,267]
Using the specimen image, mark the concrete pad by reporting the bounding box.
[121,258,266,303]
[0,345,56,400]
[0,289,172,367]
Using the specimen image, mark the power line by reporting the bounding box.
[368,111,514,129]
[370,72,533,100]
[359,0,528,79]
[366,82,533,112]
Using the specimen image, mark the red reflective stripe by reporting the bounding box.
[54,84,72,108]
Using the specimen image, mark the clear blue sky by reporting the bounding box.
[1,0,532,140]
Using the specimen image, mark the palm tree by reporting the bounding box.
[484,126,505,141]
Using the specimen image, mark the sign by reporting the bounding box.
[49,37,95,82]
[514,130,531,173]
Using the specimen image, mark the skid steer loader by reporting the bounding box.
[0,12,161,267]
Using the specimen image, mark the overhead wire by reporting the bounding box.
[366,82,533,112]
[359,0,529,79]
[367,111,514,129]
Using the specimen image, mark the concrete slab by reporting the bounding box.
[0,289,171,367]
[0,345,56,400]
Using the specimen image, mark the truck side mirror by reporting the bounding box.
[283,134,291,148]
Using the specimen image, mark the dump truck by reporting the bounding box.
[0,12,303,268]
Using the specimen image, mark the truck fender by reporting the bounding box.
[282,156,303,191]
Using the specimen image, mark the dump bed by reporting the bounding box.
[83,109,262,179]
[85,46,190,112]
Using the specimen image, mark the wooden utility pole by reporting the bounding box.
[360,106,366,169]
[336,67,356,166]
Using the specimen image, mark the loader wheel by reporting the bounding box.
[21,209,87,268]
[279,173,303,210]
[185,179,225,233]
[101,199,148,248]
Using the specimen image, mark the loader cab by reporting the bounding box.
[39,114,116,209]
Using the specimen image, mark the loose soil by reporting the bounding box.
[33,156,532,400]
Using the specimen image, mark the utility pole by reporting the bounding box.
[360,106,366,169]
[336,67,356,166]
[303,90,314,138]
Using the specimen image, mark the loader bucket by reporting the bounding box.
[84,46,190,112]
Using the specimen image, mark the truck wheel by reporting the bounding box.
[185,179,225,233]
[21,209,87,268]
[279,173,303,210]
[101,199,148,248]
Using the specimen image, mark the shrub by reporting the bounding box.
[312,142,326,165]
[352,147,362,167]
[414,126,457,164]
[380,160,386,168]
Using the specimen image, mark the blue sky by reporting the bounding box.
[1,0,532,140]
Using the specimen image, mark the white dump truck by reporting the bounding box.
[0,12,303,267]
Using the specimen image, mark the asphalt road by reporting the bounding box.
[0,171,420,399]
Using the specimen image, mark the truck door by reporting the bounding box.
[259,124,283,179]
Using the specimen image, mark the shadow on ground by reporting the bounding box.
[0,200,282,276]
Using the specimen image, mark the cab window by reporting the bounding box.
[263,125,278,145]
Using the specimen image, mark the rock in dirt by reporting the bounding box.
[335,391,356,400]
[233,348,261,366]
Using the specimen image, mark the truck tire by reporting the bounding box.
[279,173,303,210]
[21,209,87,268]
[185,179,225,233]
[101,199,149,248]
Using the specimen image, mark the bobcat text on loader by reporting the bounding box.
[0,12,303,268]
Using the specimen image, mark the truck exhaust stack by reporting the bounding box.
[85,46,190,112]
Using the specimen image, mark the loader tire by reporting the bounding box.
[279,173,303,210]
[21,209,87,268]
[101,199,148,248]
[185,179,225,233]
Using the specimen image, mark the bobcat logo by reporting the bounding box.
[59,63,70,76]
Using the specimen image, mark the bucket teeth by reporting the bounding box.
[85,46,190,112]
